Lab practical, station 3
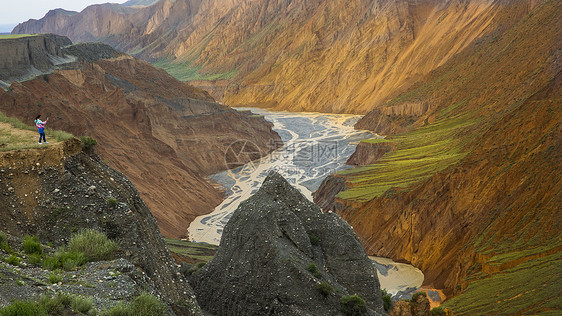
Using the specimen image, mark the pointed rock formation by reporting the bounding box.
[190,171,384,315]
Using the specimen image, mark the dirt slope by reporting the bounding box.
[0,39,281,239]
[314,0,561,313]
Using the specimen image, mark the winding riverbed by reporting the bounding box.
[187,108,424,295]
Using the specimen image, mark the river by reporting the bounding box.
[187,108,424,295]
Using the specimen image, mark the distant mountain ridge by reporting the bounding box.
[12,0,534,114]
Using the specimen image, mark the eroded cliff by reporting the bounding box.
[0,139,202,314]
[314,0,561,313]
[12,0,521,114]
[0,36,281,238]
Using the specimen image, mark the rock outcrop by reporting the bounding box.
[0,35,281,238]
[190,172,384,315]
[0,139,201,315]
[346,140,394,166]
[0,34,73,85]
[390,295,431,316]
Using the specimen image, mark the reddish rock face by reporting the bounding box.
[313,1,562,307]
[12,0,518,114]
[0,40,281,239]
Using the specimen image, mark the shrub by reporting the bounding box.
[340,294,367,316]
[317,282,334,296]
[381,289,392,311]
[107,198,118,208]
[48,271,62,284]
[5,254,21,266]
[38,293,72,314]
[71,296,93,314]
[22,235,43,255]
[28,254,43,265]
[0,299,44,316]
[43,74,49,82]
[80,136,97,150]
[309,233,320,246]
[42,248,87,271]
[68,229,118,261]
[411,291,427,301]
[431,306,447,316]
[130,293,168,316]
[105,303,130,316]
[307,263,321,278]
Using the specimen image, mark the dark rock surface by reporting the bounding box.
[0,139,201,315]
[0,34,73,83]
[190,171,384,315]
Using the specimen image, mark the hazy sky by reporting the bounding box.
[0,0,127,32]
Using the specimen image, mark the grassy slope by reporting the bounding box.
[0,34,37,39]
[332,0,561,314]
[164,238,217,263]
[0,111,72,151]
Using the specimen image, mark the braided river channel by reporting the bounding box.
[187,108,424,296]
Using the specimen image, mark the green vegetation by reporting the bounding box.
[0,293,94,316]
[442,252,562,315]
[42,248,87,271]
[381,289,392,311]
[0,34,37,40]
[5,254,21,266]
[164,238,217,263]
[0,111,73,151]
[359,138,392,144]
[307,263,321,278]
[317,282,334,296]
[79,136,98,149]
[431,306,446,315]
[411,291,427,301]
[154,59,237,81]
[68,229,118,261]
[28,253,42,265]
[309,233,320,246]
[41,230,116,271]
[340,294,367,316]
[106,198,118,208]
[336,114,475,202]
[104,293,169,316]
[0,232,12,254]
[22,235,43,255]
[48,271,63,284]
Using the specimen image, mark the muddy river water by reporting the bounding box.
[187,108,424,295]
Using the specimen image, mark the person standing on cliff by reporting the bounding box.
[34,115,48,144]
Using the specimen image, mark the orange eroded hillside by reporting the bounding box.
[0,43,280,239]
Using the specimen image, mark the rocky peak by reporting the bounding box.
[190,171,384,315]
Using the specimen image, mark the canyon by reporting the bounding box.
[0,35,281,239]
[5,0,562,314]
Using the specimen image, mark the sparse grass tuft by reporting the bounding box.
[42,248,87,271]
[340,294,367,316]
[48,271,63,284]
[79,136,97,149]
[309,233,320,246]
[107,198,118,208]
[0,232,12,254]
[5,254,21,266]
[317,282,334,296]
[68,229,118,261]
[381,289,392,311]
[129,293,169,316]
[431,306,446,315]
[22,235,42,255]
[307,263,322,278]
